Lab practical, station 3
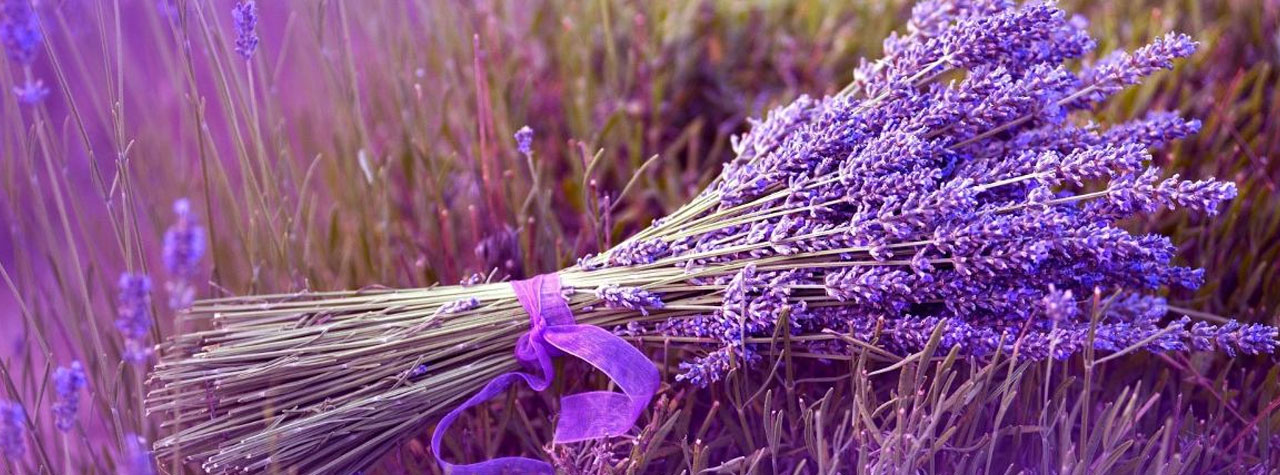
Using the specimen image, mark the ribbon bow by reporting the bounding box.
[431,274,660,474]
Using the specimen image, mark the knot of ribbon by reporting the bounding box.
[431,274,660,474]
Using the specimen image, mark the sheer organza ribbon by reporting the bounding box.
[431,273,660,474]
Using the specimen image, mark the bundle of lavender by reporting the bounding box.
[147,1,1278,473]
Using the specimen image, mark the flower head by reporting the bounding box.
[1,0,41,65]
[231,1,258,60]
[12,77,46,104]
[116,273,152,340]
[163,198,206,279]
[116,273,153,364]
[595,285,665,316]
[52,361,88,432]
[0,400,25,459]
[514,126,534,156]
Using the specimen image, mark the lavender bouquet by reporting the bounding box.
[146,1,1278,473]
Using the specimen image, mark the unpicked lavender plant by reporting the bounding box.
[0,400,24,459]
[230,1,258,60]
[116,273,153,365]
[1,0,48,103]
[162,198,204,310]
[51,361,87,432]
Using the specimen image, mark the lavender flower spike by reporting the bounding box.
[439,296,479,314]
[595,284,665,316]
[0,400,24,459]
[163,198,206,279]
[52,361,88,432]
[12,78,47,104]
[514,126,534,156]
[1,0,41,65]
[163,198,205,310]
[231,1,258,60]
[2,0,50,104]
[116,273,152,340]
[116,273,153,364]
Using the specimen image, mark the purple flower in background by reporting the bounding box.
[116,274,152,339]
[163,198,205,310]
[163,198,205,278]
[231,1,258,60]
[514,126,534,156]
[1042,286,1077,322]
[1,0,40,65]
[2,0,49,105]
[116,273,153,364]
[52,361,87,432]
[12,78,45,103]
[122,433,156,475]
[0,400,24,459]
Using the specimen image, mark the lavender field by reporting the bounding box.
[2,0,1278,473]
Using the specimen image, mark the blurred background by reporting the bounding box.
[1,0,1277,473]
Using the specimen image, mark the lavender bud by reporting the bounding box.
[595,285,664,316]
[514,126,534,156]
[0,400,24,459]
[52,361,88,432]
[230,1,258,60]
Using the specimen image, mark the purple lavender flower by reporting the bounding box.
[0,400,24,459]
[52,361,87,432]
[163,198,205,279]
[12,78,46,104]
[116,273,153,364]
[122,433,156,475]
[408,363,429,378]
[1073,33,1197,107]
[1042,286,1077,322]
[1104,111,1201,149]
[116,274,152,340]
[514,126,534,156]
[459,272,485,286]
[1,0,41,65]
[439,297,479,314]
[163,198,205,310]
[676,346,737,387]
[230,1,258,60]
[2,0,49,105]
[595,285,664,316]
[122,339,153,366]
[1190,320,1279,357]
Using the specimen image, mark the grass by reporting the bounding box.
[0,0,1276,473]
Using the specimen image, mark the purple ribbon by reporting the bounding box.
[431,274,660,474]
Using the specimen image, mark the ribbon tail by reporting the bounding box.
[545,324,660,443]
[444,457,554,475]
[431,341,556,474]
